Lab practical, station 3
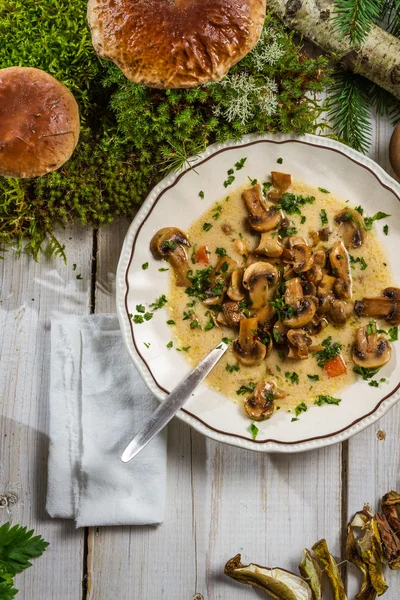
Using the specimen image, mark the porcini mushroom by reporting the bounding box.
[335,208,366,249]
[283,278,316,329]
[242,185,282,232]
[88,0,266,88]
[227,268,245,302]
[330,240,353,300]
[354,288,400,324]
[352,326,392,369]
[242,262,278,309]
[244,380,285,420]
[150,227,191,286]
[254,232,283,257]
[233,317,266,366]
[0,67,80,178]
[283,243,314,273]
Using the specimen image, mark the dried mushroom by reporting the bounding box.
[312,539,347,600]
[242,184,282,232]
[298,549,322,600]
[354,288,400,324]
[233,317,266,366]
[346,517,376,600]
[348,511,388,597]
[224,554,313,600]
[150,227,190,286]
[244,380,284,420]
[352,326,392,369]
[375,512,400,570]
[382,491,400,539]
[335,208,366,249]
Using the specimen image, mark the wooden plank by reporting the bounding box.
[88,220,197,599]
[0,226,93,599]
[346,115,400,599]
[191,438,341,599]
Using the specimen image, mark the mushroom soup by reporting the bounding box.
[151,173,398,423]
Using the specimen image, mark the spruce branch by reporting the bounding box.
[328,71,372,153]
[333,0,384,45]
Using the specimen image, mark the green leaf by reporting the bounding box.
[315,395,342,406]
[0,580,18,600]
[0,523,48,577]
[249,422,259,440]
[389,326,398,342]
[364,211,391,230]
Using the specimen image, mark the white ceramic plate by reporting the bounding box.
[116,133,400,452]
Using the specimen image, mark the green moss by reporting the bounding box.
[0,6,331,258]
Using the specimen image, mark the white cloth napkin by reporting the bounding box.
[46,314,167,527]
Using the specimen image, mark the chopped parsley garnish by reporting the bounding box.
[176,346,191,352]
[277,157,283,164]
[167,319,175,325]
[216,247,227,257]
[367,320,376,335]
[142,262,149,270]
[190,319,202,330]
[285,371,299,385]
[133,315,144,324]
[150,294,168,310]
[223,168,235,187]
[166,341,173,349]
[313,336,342,367]
[300,215,306,224]
[307,374,320,381]
[183,309,194,320]
[276,365,281,372]
[185,266,213,300]
[318,187,330,193]
[320,209,328,225]
[291,418,299,422]
[349,255,368,270]
[235,157,247,170]
[389,326,398,341]
[144,312,153,321]
[315,395,341,406]
[72,263,77,271]
[278,350,286,360]
[270,296,296,321]
[236,382,256,395]
[226,363,240,373]
[355,205,364,215]
[277,225,298,238]
[222,337,232,344]
[384,224,389,235]
[158,267,169,272]
[364,211,391,231]
[136,304,145,313]
[250,422,259,440]
[203,222,213,232]
[143,342,150,348]
[353,365,380,380]
[294,402,308,417]
[76,274,83,280]
[369,380,379,387]
[204,315,215,331]
[276,193,315,215]
[262,181,272,196]
[199,190,205,199]
[212,203,223,220]
[248,176,258,186]
[164,240,178,251]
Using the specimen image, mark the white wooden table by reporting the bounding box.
[1,115,399,600]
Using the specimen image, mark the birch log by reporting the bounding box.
[266,0,400,100]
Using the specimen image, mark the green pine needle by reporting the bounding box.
[328,71,372,153]
[0,522,49,577]
[333,0,384,45]
[380,0,400,36]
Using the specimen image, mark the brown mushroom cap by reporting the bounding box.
[330,240,353,300]
[88,0,266,88]
[0,67,80,178]
[335,209,366,249]
[242,185,282,232]
[287,329,313,359]
[282,243,314,273]
[244,380,284,420]
[150,227,191,286]
[354,288,400,324]
[232,316,266,366]
[227,268,245,302]
[352,327,392,369]
[254,232,283,257]
[242,261,278,309]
